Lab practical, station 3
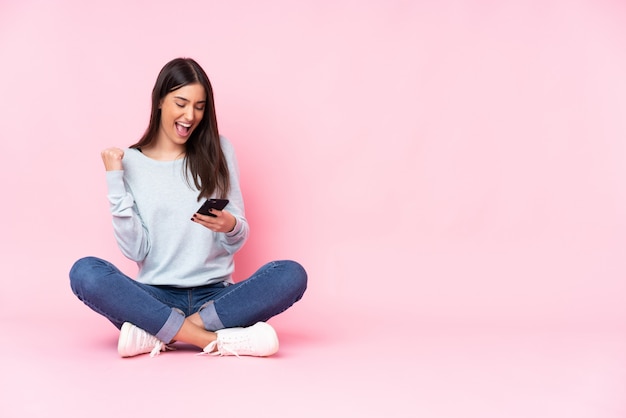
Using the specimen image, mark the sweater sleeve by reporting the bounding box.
[218,137,249,254]
[106,170,150,261]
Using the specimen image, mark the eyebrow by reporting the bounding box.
[174,96,206,104]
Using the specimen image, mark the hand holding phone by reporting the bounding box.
[195,198,229,217]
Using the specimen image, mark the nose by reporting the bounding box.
[184,106,194,121]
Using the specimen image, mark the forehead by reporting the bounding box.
[168,83,206,101]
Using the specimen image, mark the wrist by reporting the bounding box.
[227,216,237,233]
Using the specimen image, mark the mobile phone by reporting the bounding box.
[196,198,229,217]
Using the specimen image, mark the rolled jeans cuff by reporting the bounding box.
[198,301,225,331]
[155,308,185,343]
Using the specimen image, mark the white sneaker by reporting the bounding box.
[118,322,172,358]
[202,322,279,357]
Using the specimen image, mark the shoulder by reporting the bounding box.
[121,147,141,158]
[219,135,237,158]
[219,135,233,151]
[122,148,144,163]
[121,148,146,172]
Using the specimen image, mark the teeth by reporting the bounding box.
[177,122,191,128]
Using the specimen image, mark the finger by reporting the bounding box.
[208,209,224,218]
[102,147,124,157]
[192,212,212,222]
[191,213,217,227]
[192,213,226,232]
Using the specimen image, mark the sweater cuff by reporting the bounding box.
[225,216,244,237]
[105,170,126,197]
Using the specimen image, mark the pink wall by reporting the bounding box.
[1,0,625,327]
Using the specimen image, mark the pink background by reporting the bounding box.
[1,1,625,417]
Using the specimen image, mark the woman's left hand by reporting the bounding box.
[191,209,237,233]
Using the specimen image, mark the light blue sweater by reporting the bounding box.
[105,136,249,287]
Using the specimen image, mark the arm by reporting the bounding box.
[102,148,150,261]
[190,138,249,254]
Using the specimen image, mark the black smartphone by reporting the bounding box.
[196,198,229,217]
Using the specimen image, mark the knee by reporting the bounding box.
[279,260,308,297]
[69,256,100,280]
[69,256,104,296]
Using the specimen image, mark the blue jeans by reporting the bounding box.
[69,257,307,343]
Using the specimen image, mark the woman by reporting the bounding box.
[69,58,307,358]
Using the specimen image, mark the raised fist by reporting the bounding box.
[101,147,125,171]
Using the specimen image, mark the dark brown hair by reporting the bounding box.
[130,58,230,200]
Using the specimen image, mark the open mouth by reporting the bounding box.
[176,122,192,137]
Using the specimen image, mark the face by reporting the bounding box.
[157,82,206,148]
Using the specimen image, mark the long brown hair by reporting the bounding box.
[130,58,230,200]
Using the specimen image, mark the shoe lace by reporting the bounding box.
[198,338,244,358]
[149,341,175,357]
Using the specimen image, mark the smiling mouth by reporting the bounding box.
[176,122,192,137]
